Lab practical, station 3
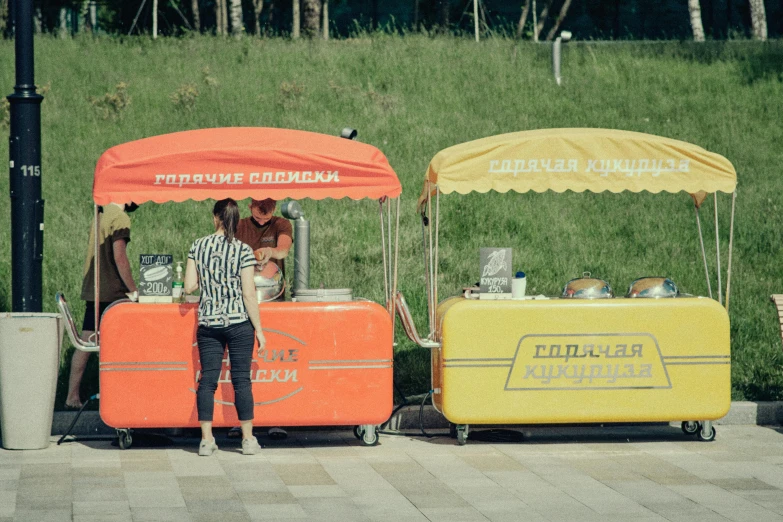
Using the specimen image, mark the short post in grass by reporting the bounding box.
[7,0,44,313]
[552,31,572,87]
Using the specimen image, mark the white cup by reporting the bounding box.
[512,274,527,299]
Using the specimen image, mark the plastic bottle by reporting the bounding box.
[172,261,185,303]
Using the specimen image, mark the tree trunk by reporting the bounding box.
[152,0,158,38]
[0,0,7,35]
[219,0,228,35]
[687,0,705,41]
[82,1,91,33]
[192,0,201,31]
[322,0,329,40]
[33,7,42,33]
[59,7,69,38]
[302,0,319,36]
[253,0,263,36]
[439,0,450,29]
[292,0,300,38]
[748,0,767,40]
[89,1,97,31]
[230,0,243,37]
[516,0,530,39]
[545,0,572,40]
[534,0,553,42]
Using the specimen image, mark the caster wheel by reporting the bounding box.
[456,425,468,446]
[360,426,378,446]
[681,421,700,435]
[353,426,364,440]
[449,423,457,439]
[117,429,133,450]
[697,425,716,442]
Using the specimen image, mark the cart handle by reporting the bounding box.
[394,291,440,349]
[55,293,100,353]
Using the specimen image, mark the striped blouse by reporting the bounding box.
[188,234,256,327]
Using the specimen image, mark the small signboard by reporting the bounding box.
[479,248,512,300]
[139,254,173,303]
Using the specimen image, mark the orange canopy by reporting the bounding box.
[93,128,401,205]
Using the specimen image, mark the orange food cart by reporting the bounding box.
[60,127,402,448]
[396,128,737,444]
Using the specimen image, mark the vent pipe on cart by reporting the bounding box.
[281,201,309,295]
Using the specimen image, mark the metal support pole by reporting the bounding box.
[694,207,713,300]
[725,190,736,312]
[553,36,563,86]
[8,0,44,313]
[713,193,722,305]
[93,205,100,336]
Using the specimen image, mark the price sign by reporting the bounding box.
[139,254,173,297]
[479,248,512,299]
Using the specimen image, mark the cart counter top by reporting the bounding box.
[98,300,393,429]
[432,295,730,425]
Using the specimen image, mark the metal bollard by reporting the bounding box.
[552,31,572,86]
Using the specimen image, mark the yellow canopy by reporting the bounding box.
[419,128,736,209]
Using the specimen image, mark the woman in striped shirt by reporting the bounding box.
[185,198,266,456]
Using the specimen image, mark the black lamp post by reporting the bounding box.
[7,0,44,312]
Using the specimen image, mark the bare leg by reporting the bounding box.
[200,421,213,441]
[65,331,94,408]
[240,420,253,440]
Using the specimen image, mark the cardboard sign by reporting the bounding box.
[479,248,512,300]
[139,254,173,302]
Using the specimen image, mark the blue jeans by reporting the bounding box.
[196,321,255,422]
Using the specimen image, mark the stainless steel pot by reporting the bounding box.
[627,277,679,298]
[562,273,613,299]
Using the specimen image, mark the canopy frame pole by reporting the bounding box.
[387,197,393,312]
[725,189,736,312]
[695,206,713,300]
[379,199,389,308]
[93,204,100,339]
[434,186,440,336]
[714,192,723,305]
[421,215,431,336]
[392,197,401,332]
[427,184,435,336]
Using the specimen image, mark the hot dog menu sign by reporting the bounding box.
[139,254,173,298]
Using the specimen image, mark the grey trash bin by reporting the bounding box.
[0,313,63,450]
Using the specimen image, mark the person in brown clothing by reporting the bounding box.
[65,203,138,409]
[236,198,293,300]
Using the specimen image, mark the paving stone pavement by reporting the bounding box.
[1,424,783,522]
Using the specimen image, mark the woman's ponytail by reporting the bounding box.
[213,199,239,243]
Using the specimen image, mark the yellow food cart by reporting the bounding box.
[396,128,737,444]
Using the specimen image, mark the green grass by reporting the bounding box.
[0,35,782,405]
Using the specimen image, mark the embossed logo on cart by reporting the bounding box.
[504,333,672,391]
[191,328,306,406]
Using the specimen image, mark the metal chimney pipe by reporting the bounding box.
[280,201,309,294]
[8,0,44,312]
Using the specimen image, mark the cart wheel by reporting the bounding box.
[697,425,716,442]
[456,425,468,446]
[117,429,133,450]
[449,423,457,439]
[353,425,364,440]
[681,421,700,435]
[360,425,378,446]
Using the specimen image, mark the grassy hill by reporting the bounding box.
[1,35,782,404]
